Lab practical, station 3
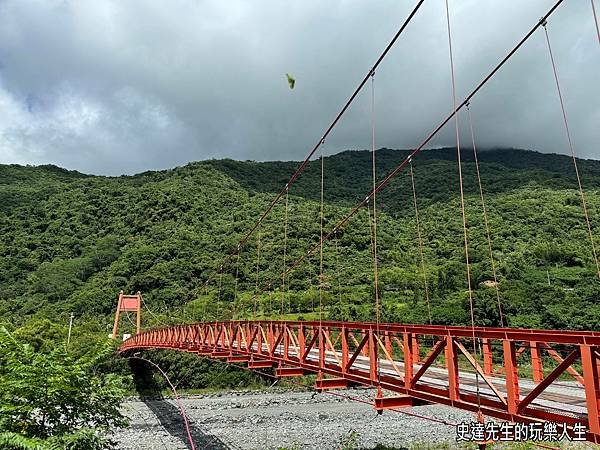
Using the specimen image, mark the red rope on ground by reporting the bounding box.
[219,358,564,450]
[134,352,564,450]
[216,359,458,428]
[127,356,196,450]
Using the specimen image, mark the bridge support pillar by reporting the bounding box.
[341,327,349,374]
[374,386,428,411]
[319,326,326,367]
[503,340,520,415]
[482,338,492,375]
[111,291,141,339]
[374,394,413,410]
[284,325,290,359]
[412,334,420,363]
[445,336,460,401]
[257,325,263,355]
[404,333,414,390]
[581,345,600,436]
[369,330,377,381]
[530,341,544,384]
[298,325,305,360]
[384,333,393,360]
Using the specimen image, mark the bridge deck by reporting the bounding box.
[283,344,587,417]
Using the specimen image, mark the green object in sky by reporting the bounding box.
[286,73,295,89]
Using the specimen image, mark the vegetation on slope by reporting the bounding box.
[2,148,599,331]
[0,327,126,449]
[0,147,599,394]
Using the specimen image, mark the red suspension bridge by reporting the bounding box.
[120,320,600,443]
[117,0,600,445]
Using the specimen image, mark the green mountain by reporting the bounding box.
[1,148,599,336]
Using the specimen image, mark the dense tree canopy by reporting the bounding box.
[0,327,126,449]
[1,147,600,444]
[2,148,599,334]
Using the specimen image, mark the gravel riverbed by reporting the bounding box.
[111,388,489,449]
[112,388,595,449]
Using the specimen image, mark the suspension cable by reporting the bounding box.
[334,232,343,308]
[254,227,262,319]
[368,72,382,383]
[409,162,432,325]
[216,266,223,320]
[592,0,600,45]
[543,20,600,279]
[444,0,481,410]
[367,202,375,262]
[201,289,208,322]
[466,102,505,327]
[307,254,315,312]
[282,188,289,316]
[124,311,136,330]
[245,0,566,308]
[140,293,169,328]
[233,249,241,320]
[201,0,427,292]
[319,148,325,328]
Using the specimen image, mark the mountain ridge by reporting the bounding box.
[1,147,599,335]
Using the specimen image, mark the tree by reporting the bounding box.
[0,327,127,449]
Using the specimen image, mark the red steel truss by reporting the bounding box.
[119,320,600,443]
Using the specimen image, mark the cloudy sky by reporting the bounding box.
[0,0,598,175]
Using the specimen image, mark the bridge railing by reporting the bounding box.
[119,320,600,443]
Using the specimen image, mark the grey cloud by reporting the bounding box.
[0,0,598,175]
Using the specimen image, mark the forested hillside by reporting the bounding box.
[1,148,600,348]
